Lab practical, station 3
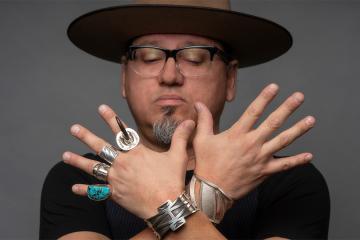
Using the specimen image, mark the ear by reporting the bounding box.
[225,60,238,102]
[121,64,127,98]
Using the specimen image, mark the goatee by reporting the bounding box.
[152,106,179,146]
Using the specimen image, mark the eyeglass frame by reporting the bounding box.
[124,45,232,72]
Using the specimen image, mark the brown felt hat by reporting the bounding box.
[67,0,292,68]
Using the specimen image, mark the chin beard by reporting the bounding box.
[152,106,179,146]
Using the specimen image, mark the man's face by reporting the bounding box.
[122,34,237,148]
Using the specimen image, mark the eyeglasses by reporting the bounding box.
[125,45,230,78]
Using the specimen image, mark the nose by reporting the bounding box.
[158,57,184,86]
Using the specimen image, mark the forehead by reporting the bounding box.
[131,34,224,49]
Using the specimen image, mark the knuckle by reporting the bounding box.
[286,92,304,109]
[240,135,259,151]
[285,98,300,110]
[267,117,282,130]
[299,120,311,132]
[104,110,115,120]
[261,87,276,100]
[282,161,292,170]
[246,105,261,119]
[89,161,97,172]
[278,134,291,147]
[75,128,86,140]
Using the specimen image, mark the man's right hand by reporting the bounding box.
[193,83,316,200]
[63,105,195,220]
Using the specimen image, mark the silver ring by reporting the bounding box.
[99,145,119,165]
[92,162,110,181]
[116,128,140,151]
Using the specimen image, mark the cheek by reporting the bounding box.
[125,78,157,121]
[191,75,227,108]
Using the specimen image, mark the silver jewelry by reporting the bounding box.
[115,116,140,151]
[145,192,198,239]
[92,162,110,181]
[99,145,119,165]
[186,175,234,224]
[116,128,140,151]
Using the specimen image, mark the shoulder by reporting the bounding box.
[255,163,330,239]
[40,153,111,239]
[259,162,329,202]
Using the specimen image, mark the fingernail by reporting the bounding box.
[305,153,313,160]
[293,92,304,102]
[305,116,315,126]
[194,102,202,111]
[70,125,80,135]
[72,185,79,192]
[62,152,71,162]
[268,83,279,92]
[98,104,108,113]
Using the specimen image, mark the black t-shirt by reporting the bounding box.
[40,153,330,239]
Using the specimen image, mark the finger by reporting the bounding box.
[234,83,279,132]
[70,124,109,154]
[261,116,316,155]
[72,184,112,201]
[194,102,214,136]
[262,153,313,175]
[98,104,128,134]
[255,92,304,142]
[72,184,89,196]
[62,151,100,176]
[169,120,195,156]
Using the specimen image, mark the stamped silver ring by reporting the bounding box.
[99,145,119,165]
[92,162,110,181]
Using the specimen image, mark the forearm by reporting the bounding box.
[167,211,225,239]
[131,211,225,240]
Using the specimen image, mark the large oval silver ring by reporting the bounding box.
[116,128,140,151]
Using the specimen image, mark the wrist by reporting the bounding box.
[145,191,198,239]
[186,174,234,224]
[143,189,185,219]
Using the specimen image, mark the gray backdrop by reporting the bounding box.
[0,0,359,239]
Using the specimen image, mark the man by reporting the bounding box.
[40,0,330,239]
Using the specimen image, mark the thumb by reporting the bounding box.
[169,120,195,157]
[194,102,214,136]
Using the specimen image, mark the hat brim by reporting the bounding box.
[67,4,292,68]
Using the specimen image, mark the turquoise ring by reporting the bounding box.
[87,185,111,201]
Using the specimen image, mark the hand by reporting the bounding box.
[62,105,195,219]
[193,83,315,200]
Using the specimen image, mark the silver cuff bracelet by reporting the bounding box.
[186,174,234,224]
[145,191,198,239]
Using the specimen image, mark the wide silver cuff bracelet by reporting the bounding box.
[186,174,234,224]
[145,192,198,239]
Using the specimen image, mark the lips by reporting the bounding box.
[155,95,185,106]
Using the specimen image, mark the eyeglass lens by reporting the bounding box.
[128,47,213,77]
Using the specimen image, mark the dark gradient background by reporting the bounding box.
[0,0,359,238]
